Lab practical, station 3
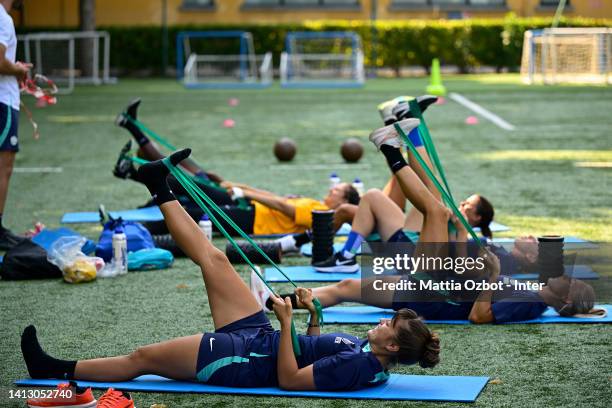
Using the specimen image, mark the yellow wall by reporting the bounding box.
[14,0,612,28]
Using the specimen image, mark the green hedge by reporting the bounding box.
[19,17,612,76]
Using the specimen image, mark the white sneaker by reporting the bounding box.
[250,267,272,312]
[369,118,420,150]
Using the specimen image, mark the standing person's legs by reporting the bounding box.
[137,150,262,329]
[0,151,15,220]
[0,103,24,248]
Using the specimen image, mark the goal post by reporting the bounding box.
[280,31,365,88]
[18,31,115,94]
[520,28,612,85]
[176,31,272,89]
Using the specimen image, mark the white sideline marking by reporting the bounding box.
[574,161,612,168]
[14,167,63,173]
[270,163,371,170]
[449,92,516,131]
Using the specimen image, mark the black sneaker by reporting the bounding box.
[313,251,359,273]
[113,140,137,179]
[114,97,141,127]
[0,228,26,251]
[392,94,438,120]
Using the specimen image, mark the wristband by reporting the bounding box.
[308,323,320,328]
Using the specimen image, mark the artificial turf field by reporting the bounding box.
[1,75,611,407]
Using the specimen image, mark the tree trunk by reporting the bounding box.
[79,0,95,79]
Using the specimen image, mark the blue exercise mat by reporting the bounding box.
[265,265,360,282]
[31,228,96,254]
[15,374,489,402]
[264,265,598,283]
[61,206,163,224]
[252,223,353,239]
[323,305,612,325]
[492,236,598,250]
[513,265,598,280]
[300,236,595,257]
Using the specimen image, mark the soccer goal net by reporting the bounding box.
[280,31,365,88]
[177,31,272,89]
[520,28,612,85]
[18,31,115,94]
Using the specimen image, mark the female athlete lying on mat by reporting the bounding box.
[112,98,360,243]
[113,97,495,255]
[21,149,440,391]
[264,119,597,324]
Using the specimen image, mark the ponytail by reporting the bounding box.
[476,195,494,239]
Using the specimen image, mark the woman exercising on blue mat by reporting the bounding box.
[21,149,440,391]
[269,119,598,324]
[113,98,361,243]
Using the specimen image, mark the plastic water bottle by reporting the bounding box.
[352,178,365,196]
[329,172,341,189]
[112,226,128,275]
[199,214,213,241]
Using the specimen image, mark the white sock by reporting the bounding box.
[276,235,298,252]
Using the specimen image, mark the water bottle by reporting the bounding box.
[329,172,341,189]
[112,226,128,275]
[352,178,364,196]
[199,214,213,241]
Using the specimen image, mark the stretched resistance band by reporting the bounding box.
[408,99,453,200]
[162,157,324,356]
[394,123,483,247]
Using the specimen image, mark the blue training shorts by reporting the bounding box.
[0,103,19,152]
[195,310,275,384]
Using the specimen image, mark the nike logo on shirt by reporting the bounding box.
[209,337,215,351]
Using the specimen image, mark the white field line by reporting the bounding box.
[269,163,371,170]
[14,167,63,173]
[574,161,612,168]
[449,92,516,131]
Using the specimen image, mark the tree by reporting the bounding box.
[79,0,95,78]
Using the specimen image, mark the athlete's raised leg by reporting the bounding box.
[138,150,261,329]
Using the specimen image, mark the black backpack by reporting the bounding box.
[0,239,62,280]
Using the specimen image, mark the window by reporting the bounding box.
[182,0,215,9]
[243,0,359,7]
[540,0,570,6]
[391,0,505,6]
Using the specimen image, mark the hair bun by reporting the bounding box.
[419,333,440,368]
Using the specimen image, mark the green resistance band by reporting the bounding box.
[129,155,251,211]
[394,123,483,247]
[408,99,453,200]
[162,157,324,356]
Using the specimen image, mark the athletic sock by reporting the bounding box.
[136,149,192,206]
[265,293,299,311]
[123,121,151,147]
[276,235,298,252]
[21,325,77,379]
[294,232,311,247]
[407,127,423,147]
[341,230,364,258]
[380,144,408,173]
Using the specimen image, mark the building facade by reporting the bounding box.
[12,0,612,28]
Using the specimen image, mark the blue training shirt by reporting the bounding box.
[197,330,388,390]
[393,275,547,323]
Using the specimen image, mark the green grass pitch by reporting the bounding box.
[1,75,610,407]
